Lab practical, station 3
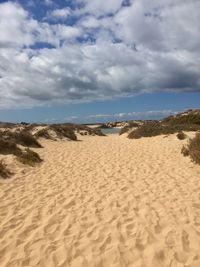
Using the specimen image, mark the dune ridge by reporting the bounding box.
[0,134,200,267]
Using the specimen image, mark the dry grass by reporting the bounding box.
[17,148,43,166]
[0,160,12,179]
[181,133,200,164]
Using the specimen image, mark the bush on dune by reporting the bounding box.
[76,125,105,136]
[1,130,42,148]
[17,148,43,166]
[0,160,13,179]
[119,121,140,135]
[128,122,165,139]
[164,113,200,125]
[35,128,52,139]
[50,124,77,141]
[12,130,42,148]
[0,137,42,169]
[181,133,200,165]
[0,138,21,156]
[128,122,200,139]
[177,131,187,140]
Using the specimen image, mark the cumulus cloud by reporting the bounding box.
[0,0,199,109]
[77,0,124,17]
[46,7,71,21]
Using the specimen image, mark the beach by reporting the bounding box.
[1,133,200,267]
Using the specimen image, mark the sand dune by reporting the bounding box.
[0,134,200,267]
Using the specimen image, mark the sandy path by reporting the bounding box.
[0,134,200,267]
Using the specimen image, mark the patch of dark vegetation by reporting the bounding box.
[17,148,43,166]
[181,146,190,157]
[164,113,200,125]
[0,137,42,168]
[128,121,200,139]
[0,160,13,179]
[0,138,21,155]
[181,133,200,165]
[48,124,105,140]
[1,130,42,148]
[25,123,48,131]
[177,131,187,140]
[50,124,77,140]
[76,125,105,136]
[119,121,140,135]
[35,128,52,139]
[20,122,30,126]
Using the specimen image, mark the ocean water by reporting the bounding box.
[101,127,121,135]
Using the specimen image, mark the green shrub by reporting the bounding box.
[187,133,200,164]
[128,122,200,139]
[177,131,187,140]
[119,121,140,135]
[13,130,42,148]
[17,148,43,166]
[164,113,200,125]
[1,130,42,148]
[0,138,21,155]
[0,160,13,178]
[128,122,165,139]
[181,146,189,157]
[35,128,51,139]
[50,124,77,140]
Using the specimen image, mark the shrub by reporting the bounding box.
[177,131,187,140]
[50,125,77,140]
[119,121,140,135]
[181,146,189,157]
[127,122,200,139]
[14,130,42,148]
[4,130,43,148]
[35,128,51,139]
[128,122,165,139]
[0,139,21,156]
[0,160,12,178]
[164,113,200,125]
[119,126,130,135]
[17,148,43,166]
[187,133,200,164]
[181,133,200,165]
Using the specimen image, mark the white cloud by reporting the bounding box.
[77,0,123,17]
[46,7,71,20]
[44,0,54,6]
[0,1,199,109]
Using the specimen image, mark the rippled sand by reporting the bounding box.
[1,134,200,267]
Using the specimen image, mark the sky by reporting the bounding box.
[0,0,199,123]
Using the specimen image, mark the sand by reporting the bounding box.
[0,134,200,267]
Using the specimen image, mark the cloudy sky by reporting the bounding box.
[0,0,199,123]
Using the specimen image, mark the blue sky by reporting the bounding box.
[0,0,199,123]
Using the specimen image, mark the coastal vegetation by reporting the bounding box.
[0,160,13,179]
[119,110,200,138]
[181,133,200,165]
